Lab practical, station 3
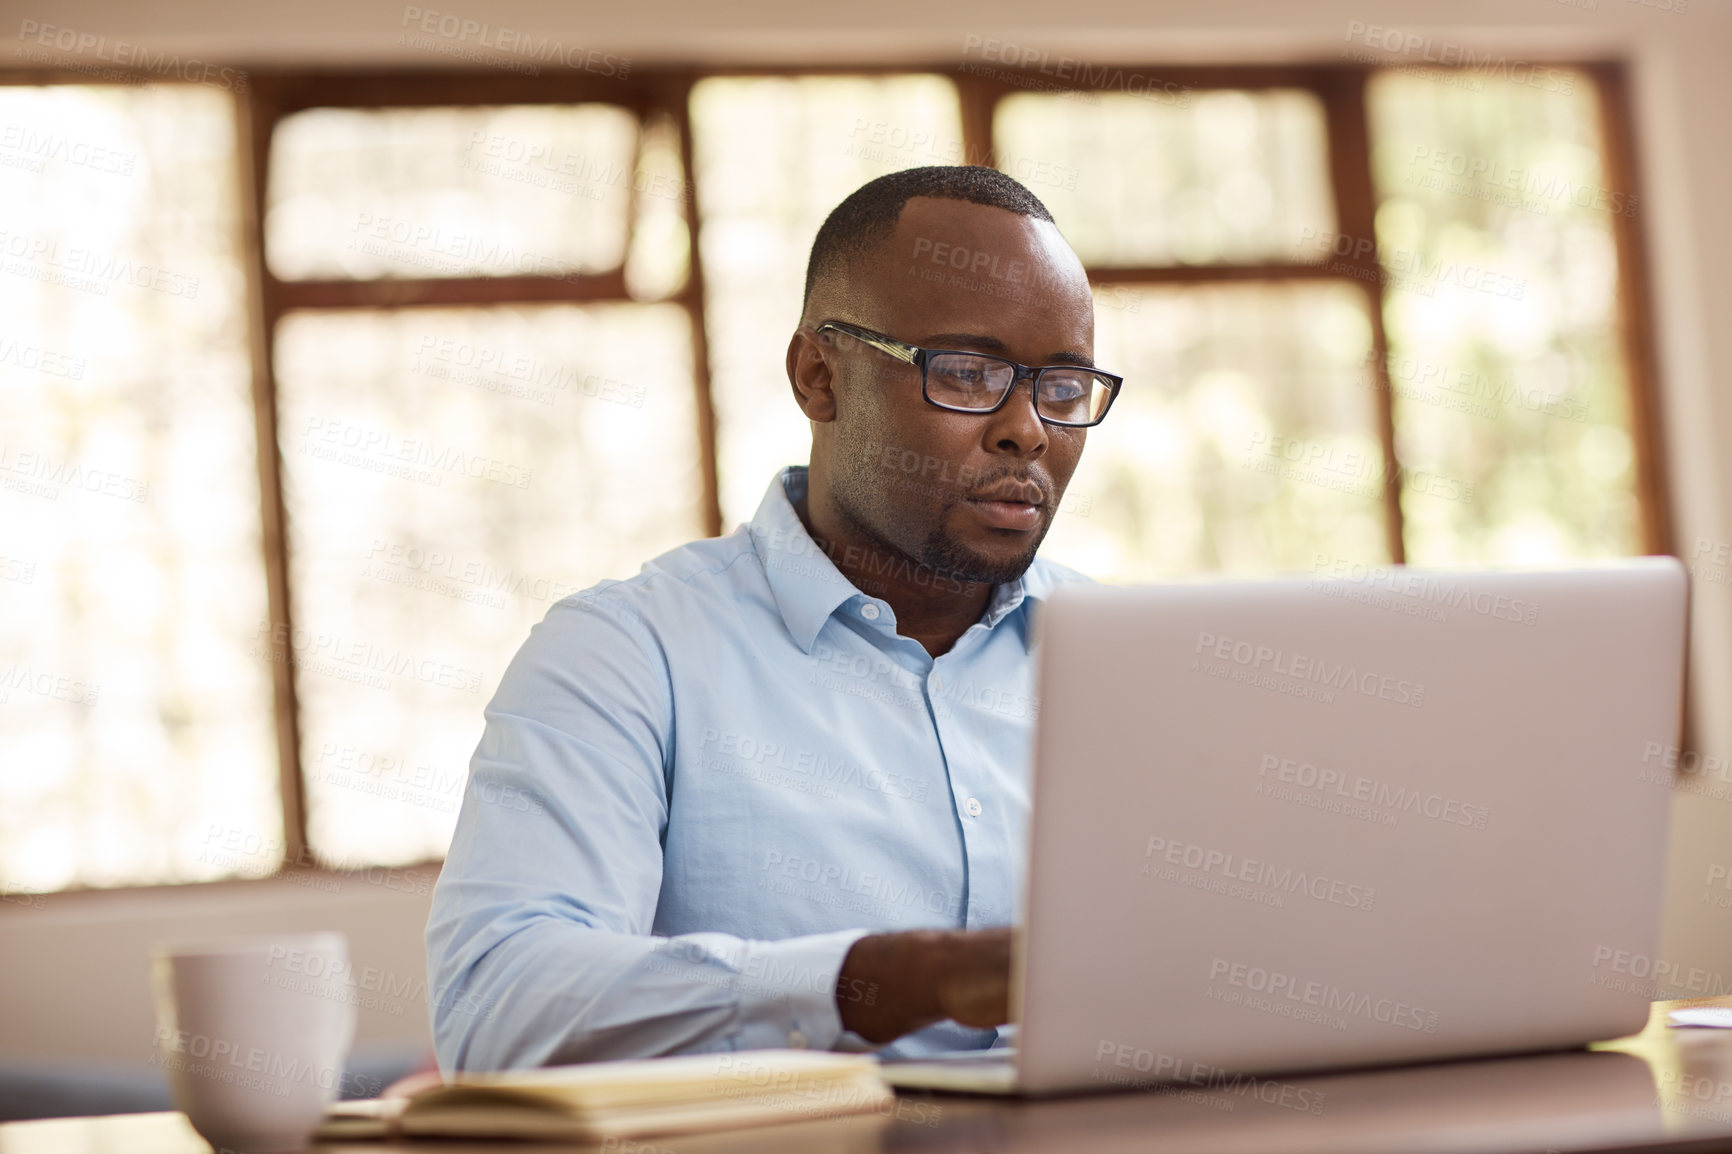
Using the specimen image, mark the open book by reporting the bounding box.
[316,1050,896,1141]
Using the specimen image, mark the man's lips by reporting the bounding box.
[964,480,1046,531]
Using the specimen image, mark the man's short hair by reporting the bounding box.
[801,165,1055,309]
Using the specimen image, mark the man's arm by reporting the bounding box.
[426,593,873,1071]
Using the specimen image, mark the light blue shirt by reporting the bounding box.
[427,466,1088,1071]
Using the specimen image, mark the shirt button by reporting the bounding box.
[965,797,983,818]
[860,603,880,620]
[788,1030,809,1049]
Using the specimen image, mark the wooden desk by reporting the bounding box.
[8,1001,1732,1154]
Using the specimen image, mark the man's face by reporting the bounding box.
[814,196,1097,586]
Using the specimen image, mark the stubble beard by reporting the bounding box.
[830,459,1052,589]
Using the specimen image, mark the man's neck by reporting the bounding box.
[792,492,994,658]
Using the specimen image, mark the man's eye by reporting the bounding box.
[939,365,992,387]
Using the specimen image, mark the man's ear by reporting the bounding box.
[786,329,838,423]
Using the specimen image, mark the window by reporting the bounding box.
[1365,67,1649,563]
[0,58,1665,892]
[0,84,280,893]
[260,99,703,869]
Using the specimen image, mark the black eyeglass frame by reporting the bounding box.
[814,320,1124,428]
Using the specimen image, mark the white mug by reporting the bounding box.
[150,932,357,1154]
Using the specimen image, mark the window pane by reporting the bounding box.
[1368,69,1641,563]
[1039,283,1387,581]
[623,113,692,302]
[266,105,639,280]
[0,85,280,892]
[690,75,963,526]
[273,304,702,865]
[993,89,1336,267]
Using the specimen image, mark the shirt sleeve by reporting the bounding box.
[426,591,871,1073]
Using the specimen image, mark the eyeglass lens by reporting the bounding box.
[925,352,1113,424]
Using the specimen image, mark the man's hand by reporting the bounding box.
[834,928,1012,1044]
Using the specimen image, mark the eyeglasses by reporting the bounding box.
[815,320,1123,428]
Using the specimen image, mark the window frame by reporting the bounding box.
[0,57,1671,888]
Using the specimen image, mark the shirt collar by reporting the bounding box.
[748,466,1064,654]
[748,467,866,654]
[980,549,1066,637]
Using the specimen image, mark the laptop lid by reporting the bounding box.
[1013,559,1687,1095]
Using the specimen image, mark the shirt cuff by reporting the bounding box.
[731,928,872,1053]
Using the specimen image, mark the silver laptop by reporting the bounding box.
[883,559,1688,1095]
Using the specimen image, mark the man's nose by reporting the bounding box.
[982,376,1048,457]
